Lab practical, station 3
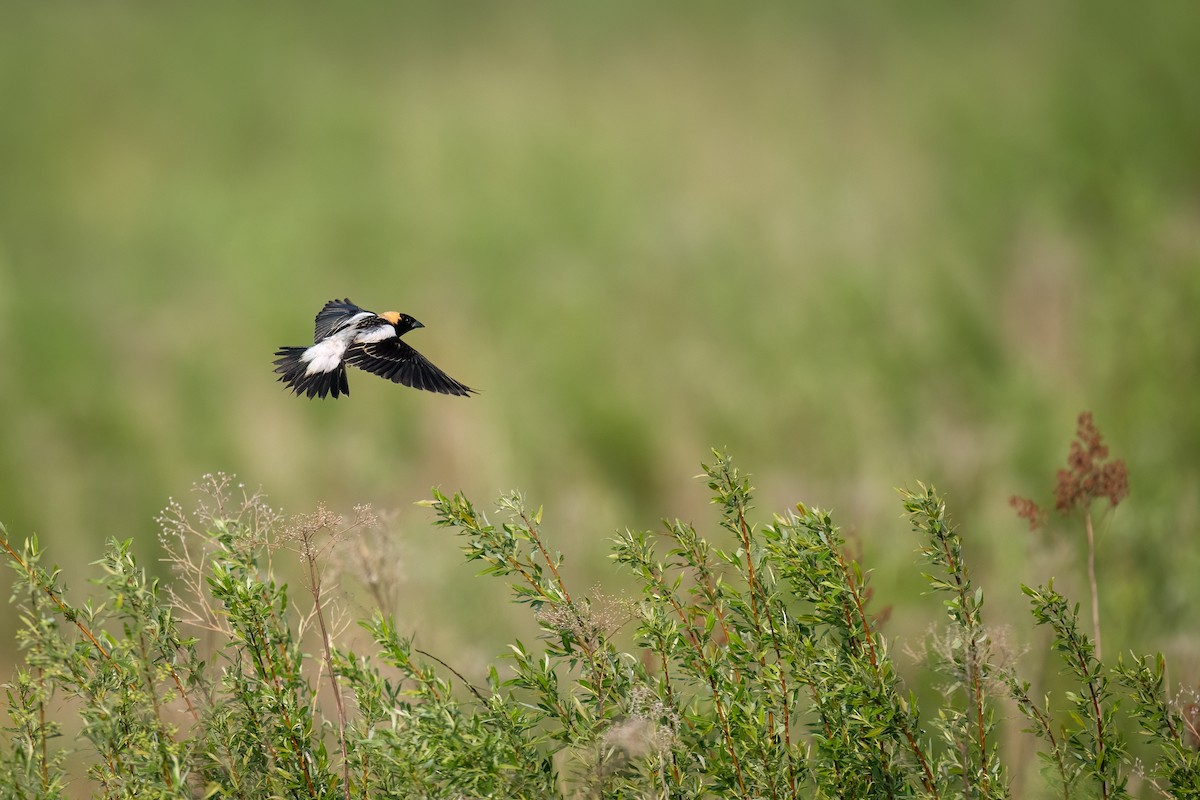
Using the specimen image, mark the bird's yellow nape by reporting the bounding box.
[379,311,401,324]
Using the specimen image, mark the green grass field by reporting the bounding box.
[1,3,1198,793]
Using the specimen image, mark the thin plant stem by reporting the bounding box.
[1085,508,1102,663]
[736,506,793,798]
[305,540,351,800]
[413,647,488,704]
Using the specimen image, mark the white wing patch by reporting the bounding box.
[354,324,399,344]
[342,311,375,329]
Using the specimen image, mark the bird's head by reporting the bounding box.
[380,311,424,335]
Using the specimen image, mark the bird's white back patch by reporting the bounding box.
[301,338,349,375]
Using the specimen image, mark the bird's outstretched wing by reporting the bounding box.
[346,339,476,397]
[313,298,368,342]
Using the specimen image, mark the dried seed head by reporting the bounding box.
[1053,412,1129,514]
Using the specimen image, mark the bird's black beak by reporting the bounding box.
[411,319,425,329]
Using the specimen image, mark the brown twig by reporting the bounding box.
[834,546,938,797]
[0,535,115,665]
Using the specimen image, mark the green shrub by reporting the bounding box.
[1,448,1195,798]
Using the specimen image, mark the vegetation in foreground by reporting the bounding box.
[1,418,1196,798]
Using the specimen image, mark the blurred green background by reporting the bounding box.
[1,0,1198,789]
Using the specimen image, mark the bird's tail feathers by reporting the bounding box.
[273,347,350,399]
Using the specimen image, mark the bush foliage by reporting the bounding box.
[1,444,1196,798]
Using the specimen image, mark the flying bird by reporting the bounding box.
[273,298,476,399]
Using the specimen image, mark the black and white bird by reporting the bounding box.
[273,298,476,399]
